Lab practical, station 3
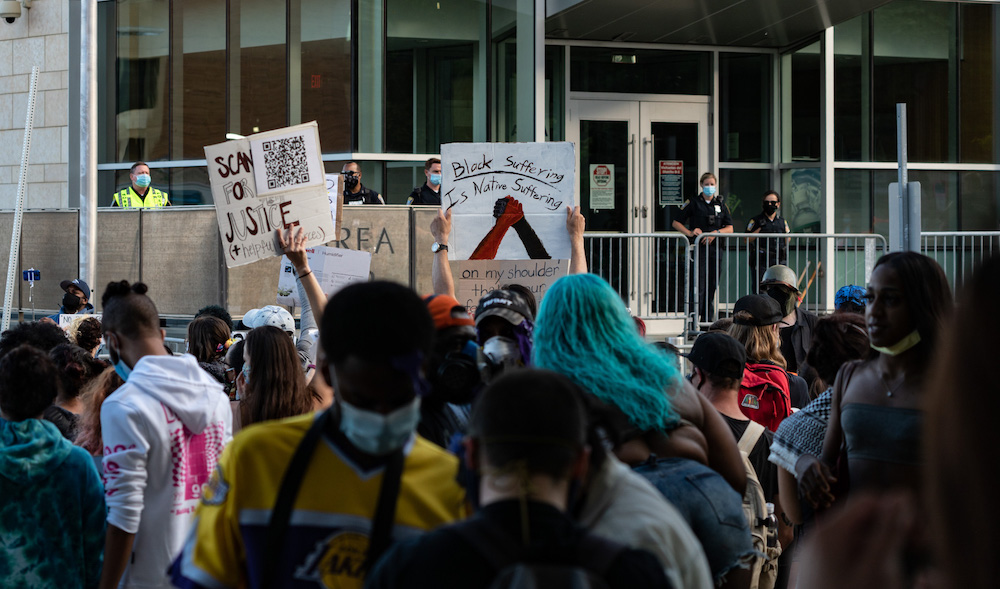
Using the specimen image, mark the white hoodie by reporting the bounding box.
[101,353,233,589]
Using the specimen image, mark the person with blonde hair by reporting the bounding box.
[727,294,792,431]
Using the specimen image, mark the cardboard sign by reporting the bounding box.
[205,122,338,268]
[276,246,372,306]
[589,164,615,209]
[59,313,101,332]
[325,173,341,230]
[442,142,575,261]
[659,160,684,206]
[456,259,568,315]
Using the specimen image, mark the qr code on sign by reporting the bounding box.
[262,136,310,190]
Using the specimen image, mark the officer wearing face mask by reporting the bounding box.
[342,161,385,205]
[112,161,170,208]
[407,158,442,206]
[474,288,535,377]
[47,278,95,322]
[761,265,818,377]
[747,190,790,288]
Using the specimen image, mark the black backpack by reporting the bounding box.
[452,516,626,589]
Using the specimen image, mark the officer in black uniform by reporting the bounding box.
[407,158,442,206]
[342,161,385,205]
[747,190,790,289]
[671,172,733,324]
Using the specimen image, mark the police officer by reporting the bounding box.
[112,162,170,208]
[341,161,385,205]
[747,190,790,288]
[407,158,442,205]
[671,172,733,324]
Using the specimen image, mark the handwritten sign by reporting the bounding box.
[205,122,336,268]
[325,173,341,231]
[456,259,568,315]
[59,313,102,331]
[442,142,575,261]
[276,246,372,306]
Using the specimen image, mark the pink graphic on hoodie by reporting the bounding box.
[164,403,226,510]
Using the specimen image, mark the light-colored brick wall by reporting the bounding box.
[0,0,68,209]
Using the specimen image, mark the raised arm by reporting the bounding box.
[431,209,456,298]
[567,206,588,274]
[278,227,326,329]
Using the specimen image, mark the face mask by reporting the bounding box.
[702,185,717,197]
[766,287,797,316]
[871,329,922,356]
[429,173,442,186]
[135,173,151,188]
[339,396,422,455]
[108,339,131,382]
[343,175,360,190]
[763,202,779,214]
[62,292,81,311]
[482,336,523,373]
[241,363,251,383]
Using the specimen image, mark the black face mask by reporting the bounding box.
[62,292,81,312]
[343,175,360,190]
[763,202,779,214]
[766,287,797,316]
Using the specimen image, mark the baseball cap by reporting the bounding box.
[685,332,746,379]
[760,265,800,294]
[242,305,295,332]
[60,278,91,301]
[474,289,533,327]
[835,285,867,310]
[424,294,474,330]
[732,294,784,327]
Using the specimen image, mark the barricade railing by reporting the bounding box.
[920,232,1000,294]
[582,232,691,320]
[692,233,888,331]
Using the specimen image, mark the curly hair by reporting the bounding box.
[239,326,312,427]
[0,345,59,420]
[0,321,69,358]
[49,343,107,402]
[533,274,678,433]
[69,317,103,353]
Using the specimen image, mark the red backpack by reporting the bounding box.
[739,362,792,431]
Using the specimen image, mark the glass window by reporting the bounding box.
[872,2,954,163]
[386,162,426,205]
[719,169,773,234]
[720,54,771,163]
[780,168,822,232]
[116,0,170,162]
[834,170,872,233]
[960,172,1000,230]
[545,45,565,142]
[782,42,821,162]
[97,1,115,164]
[959,3,995,164]
[834,15,867,162]
[169,167,214,206]
[385,0,487,153]
[300,0,352,153]
[173,0,226,160]
[570,48,711,95]
[238,0,287,137]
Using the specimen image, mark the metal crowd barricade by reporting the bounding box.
[920,232,1000,295]
[692,233,888,331]
[582,232,692,320]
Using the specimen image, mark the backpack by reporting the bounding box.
[453,516,626,589]
[739,362,792,431]
[738,421,781,589]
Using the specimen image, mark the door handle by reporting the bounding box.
[633,206,639,218]
[642,205,648,218]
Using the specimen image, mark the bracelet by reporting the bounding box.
[297,269,313,279]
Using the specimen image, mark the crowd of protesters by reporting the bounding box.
[0,210,997,589]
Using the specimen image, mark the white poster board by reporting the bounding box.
[325,173,340,230]
[589,164,615,209]
[205,122,337,268]
[276,246,372,306]
[456,259,568,315]
[442,142,575,261]
[59,313,101,331]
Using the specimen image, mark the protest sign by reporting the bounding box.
[59,313,101,332]
[442,142,575,261]
[455,259,568,315]
[205,122,337,268]
[276,246,372,306]
[325,173,341,230]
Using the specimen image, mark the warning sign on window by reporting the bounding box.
[590,164,615,210]
[659,160,684,206]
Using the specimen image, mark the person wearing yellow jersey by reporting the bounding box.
[170,281,466,589]
[113,161,170,208]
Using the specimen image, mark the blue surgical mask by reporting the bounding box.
[241,363,251,382]
[114,358,132,382]
[430,173,442,186]
[135,173,151,188]
[339,397,421,455]
[702,185,717,197]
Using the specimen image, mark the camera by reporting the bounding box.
[22,269,40,281]
[1,0,27,24]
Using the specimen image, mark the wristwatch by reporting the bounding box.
[431,242,448,253]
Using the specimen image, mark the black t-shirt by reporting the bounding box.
[408,184,441,206]
[724,415,778,502]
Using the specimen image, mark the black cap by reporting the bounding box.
[685,332,746,379]
[732,294,783,327]
[475,289,533,327]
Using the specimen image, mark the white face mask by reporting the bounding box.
[338,397,422,455]
[482,336,523,372]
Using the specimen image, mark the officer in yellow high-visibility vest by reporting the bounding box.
[112,161,170,208]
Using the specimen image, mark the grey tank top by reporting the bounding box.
[841,403,922,465]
